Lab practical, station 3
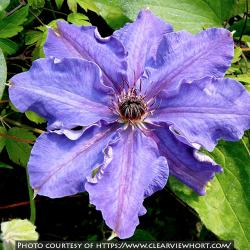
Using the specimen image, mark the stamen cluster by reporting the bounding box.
[116,87,148,124]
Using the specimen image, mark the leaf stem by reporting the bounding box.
[26,169,36,224]
[0,100,9,104]
[241,48,250,51]
[0,132,34,144]
[29,8,45,26]
[7,55,32,61]
[241,51,249,72]
[5,1,26,16]
[43,7,67,16]
[3,117,44,134]
[241,138,250,157]
[0,194,81,210]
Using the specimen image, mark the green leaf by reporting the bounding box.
[203,0,236,21]
[92,0,248,33]
[241,35,250,48]
[25,30,43,45]
[229,73,250,92]
[67,13,90,26]
[225,47,242,74]
[67,0,77,12]
[0,126,7,153]
[0,12,5,21]
[0,5,29,38]
[5,127,36,167]
[0,0,9,12]
[27,28,47,59]
[230,73,250,84]
[0,162,13,169]
[92,0,239,33]
[27,0,45,9]
[232,0,247,16]
[238,57,250,74]
[1,219,39,250]
[170,139,250,249]
[225,64,241,75]
[89,0,130,30]
[231,46,242,64]
[55,0,64,9]
[25,111,46,124]
[0,38,19,55]
[0,47,6,99]
[76,0,99,13]
[245,85,250,92]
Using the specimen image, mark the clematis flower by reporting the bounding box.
[9,10,250,239]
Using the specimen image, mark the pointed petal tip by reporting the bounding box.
[195,180,214,196]
[199,180,214,195]
[197,188,206,196]
[216,165,223,173]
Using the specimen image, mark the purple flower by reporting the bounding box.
[9,10,250,239]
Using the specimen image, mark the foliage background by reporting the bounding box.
[0,0,250,249]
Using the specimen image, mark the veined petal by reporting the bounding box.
[149,124,222,195]
[85,128,168,239]
[150,77,250,151]
[44,23,128,91]
[144,28,233,97]
[113,9,173,84]
[9,58,116,130]
[145,30,192,68]
[28,122,119,198]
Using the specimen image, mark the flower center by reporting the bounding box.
[116,87,148,123]
[119,97,146,120]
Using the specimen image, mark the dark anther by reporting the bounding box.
[119,98,146,120]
